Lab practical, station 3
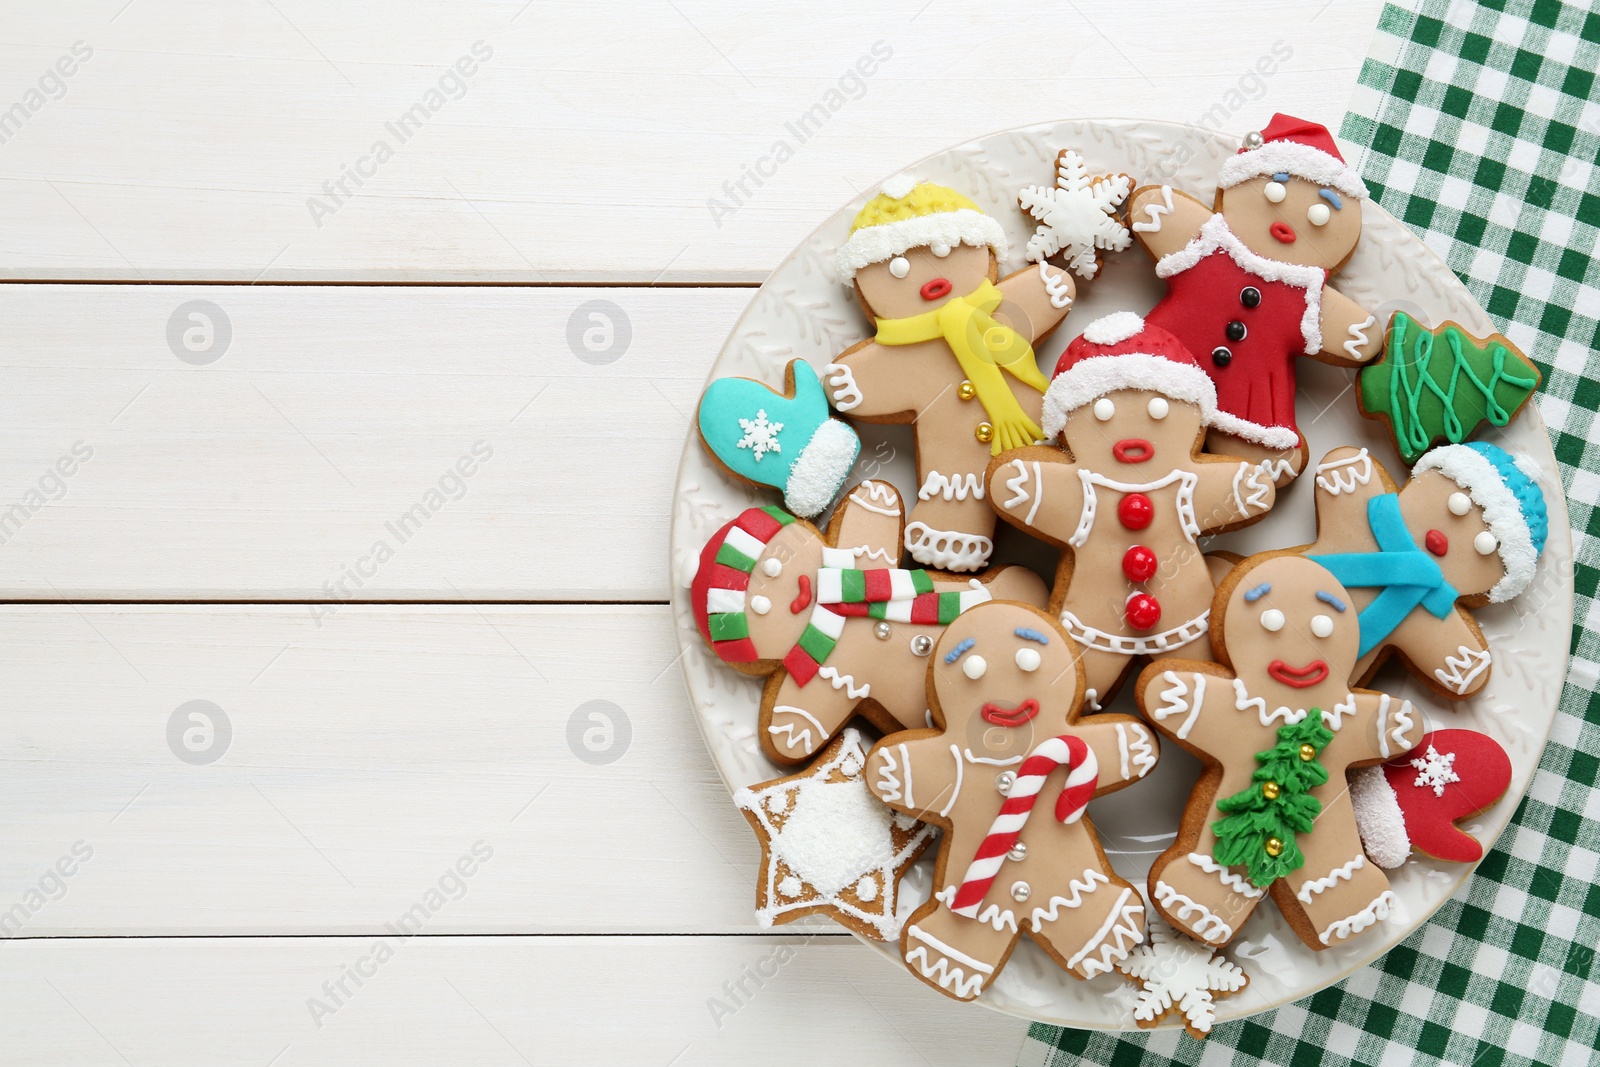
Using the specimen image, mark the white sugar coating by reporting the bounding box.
[1349,765,1410,869]
[1081,311,1145,346]
[777,874,803,899]
[856,875,878,902]
[771,777,895,897]
[766,792,790,815]
[880,174,917,200]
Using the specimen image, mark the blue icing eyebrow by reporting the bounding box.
[1243,582,1272,602]
[1014,627,1050,645]
[1272,172,1290,183]
[1319,188,1343,209]
[1317,590,1348,612]
[943,638,975,664]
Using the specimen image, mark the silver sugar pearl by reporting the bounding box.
[1008,843,1027,862]
[910,634,934,657]
[874,621,892,640]
[1243,130,1264,149]
[995,771,1016,796]
[1011,881,1031,902]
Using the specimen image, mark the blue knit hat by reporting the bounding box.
[1414,441,1549,602]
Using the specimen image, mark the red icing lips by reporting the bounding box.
[920,277,953,301]
[981,698,1041,727]
[1113,438,1154,464]
[1425,529,1449,556]
[1268,658,1329,688]
[1270,221,1297,244]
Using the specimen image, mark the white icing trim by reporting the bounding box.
[1217,140,1370,200]
[934,886,1017,933]
[1232,460,1272,516]
[1434,644,1492,694]
[767,705,824,756]
[848,480,899,514]
[1321,692,1357,730]
[1115,723,1131,780]
[1068,469,1200,548]
[963,749,1022,767]
[1317,890,1397,945]
[1231,678,1337,729]
[1154,880,1233,943]
[1296,854,1366,904]
[1061,609,1209,657]
[835,209,1007,282]
[1375,694,1416,759]
[1131,185,1174,233]
[1208,408,1302,451]
[817,666,869,700]
[821,362,862,412]
[1043,353,1217,441]
[1026,869,1111,932]
[1315,448,1373,495]
[1081,312,1145,346]
[904,522,992,572]
[918,469,984,502]
[1066,889,1144,977]
[1125,724,1157,778]
[1038,260,1074,309]
[1344,314,1377,360]
[1153,671,1204,740]
[1187,852,1265,900]
[875,744,905,804]
[1413,444,1540,602]
[1350,764,1410,869]
[904,923,993,998]
[1001,459,1031,510]
[940,744,962,818]
[1256,456,1300,482]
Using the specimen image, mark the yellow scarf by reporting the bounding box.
[873,280,1049,455]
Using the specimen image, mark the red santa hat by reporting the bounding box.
[1041,312,1219,440]
[1218,113,1369,201]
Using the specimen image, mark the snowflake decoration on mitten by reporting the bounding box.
[1018,148,1133,279]
[1410,744,1461,797]
[736,408,783,462]
[1116,912,1248,1039]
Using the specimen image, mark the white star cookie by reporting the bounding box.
[1018,148,1133,278]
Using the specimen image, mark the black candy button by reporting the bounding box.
[1226,320,1247,341]
[1241,286,1262,308]
[1212,346,1233,367]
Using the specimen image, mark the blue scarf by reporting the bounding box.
[1307,493,1458,658]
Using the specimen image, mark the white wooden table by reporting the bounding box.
[0,3,1386,1062]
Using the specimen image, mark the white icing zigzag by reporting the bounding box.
[1187,853,1264,900]
[918,470,984,502]
[874,744,904,803]
[1318,889,1397,945]
[1376,694,1417,758]
[1066,889,1145,977]
[1002,458,1031,509]
[823,362,861,411]
[1131,184,1175,233]
[1434,644,1492,694]
[1297,854,1366,904]
[1125,724,1157,778]
[1154,671,1203,740]
[904,924,992,998]
[1256,456,1298,483]
[766,705,823,756]
[1027,868,1110,931]
[817,666,870,699]
[1344,314,1377,360]
[1233,460,1272,515]
[1315,448,1373,496]
[1038,259,1075,309]
[1154,880,1233,944]
[1321,693,1357,730]
[1233,678,1309,728]
[935,885,1017,933]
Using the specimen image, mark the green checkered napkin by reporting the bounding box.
[1021,2,1600,1063]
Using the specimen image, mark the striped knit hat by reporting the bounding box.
[691,505,797,664]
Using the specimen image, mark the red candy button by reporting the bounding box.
[1126,593,1162,631]
[1123,545,1158,583]
[1118,493,1154,530]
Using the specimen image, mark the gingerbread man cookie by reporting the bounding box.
[824,177,1083,572]
[986,314,1278,709]
[865,601,1157,1001]
[1300,441,1550,698]
[1126,114,1384,483]
[1135,554,1427,951]
[691,480,1047,765]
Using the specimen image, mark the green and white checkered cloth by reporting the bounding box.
[1020,2,1600,1063]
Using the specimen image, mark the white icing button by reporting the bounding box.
[1265,181,1287,204]
[910,634,933,657]
[930,241,951,258]
[1311,614,1335,638]
[1475,531,1498,555]
[856,875,878,902]
[1010,881,1031,902]
[963,655,987,680]
[874,620,891,639]
[995,771,1016,796]
[888,256,910,279]
[1260,608,1285,632]
[761,557,782,577]
[1008,842,1027,862]
[1147,396,1169,420]
[1015,647,1041,672]
[1448,492,1473,516]
[750,595,772,615]
[1308,202,1332,226]
[1093,397,1116,422]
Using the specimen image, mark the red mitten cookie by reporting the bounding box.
[1350,729,1513,867]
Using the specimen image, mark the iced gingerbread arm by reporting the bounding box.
[1191,459,1277,533]
[1393,609,1492,697]
[762,671,863,763]
[1125,185,1210,259]
[1136,664,1274,760]
[1316,287,1382,365]
[1308,446,1388,530]
[1354,690,1425,763]
[1070,716,1160,793]
[826,480,905,567]
[865,733,965,822]
[994,262,1076,359]
[985,449,1086,546]
[823,340,925,420]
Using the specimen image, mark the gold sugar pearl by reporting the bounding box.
[957,380,977,401]
[975,422,994,444]
[1261,780,1281,800]
[1265,837,1284,857]
[1299,743,1317,762]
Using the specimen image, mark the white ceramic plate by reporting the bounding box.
[668,119,1573,1029]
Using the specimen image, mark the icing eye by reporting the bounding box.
[761,558,782,577]
[1015,647,1041,672]
[1310,614,1334,638]
[1307,203,1331,226]
[930,242,951,258]
[1093,398,1116,421]
[963,655,987,680]
[1475,531,1498,555]
[750,595,771,615]
[1260,608,1285,632]
[1264,181,1287,204]
[888,256,911,279]
[1448,492,1473,517]
[1147,397,1169,420]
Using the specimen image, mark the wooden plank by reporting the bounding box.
[0,284,732,600]
[0,1,1385,281]
[0,604,797,936]
[0,934,1030,1066]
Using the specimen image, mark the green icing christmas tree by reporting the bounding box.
[1212,716,1334,888]
[1358,312,1541,464]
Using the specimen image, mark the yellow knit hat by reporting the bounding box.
[834,176,1007,282]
